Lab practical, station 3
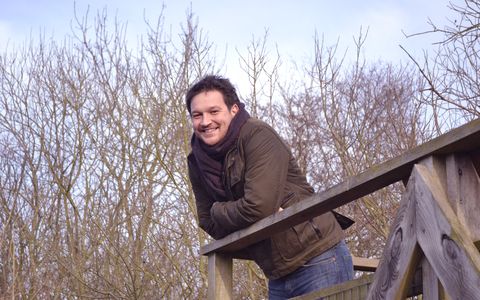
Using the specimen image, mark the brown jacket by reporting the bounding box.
[188,118,344,280]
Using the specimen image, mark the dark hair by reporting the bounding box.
[186,75,240,114]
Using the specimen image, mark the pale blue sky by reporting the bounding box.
[0,0,461,85]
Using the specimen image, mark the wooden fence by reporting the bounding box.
[200,118,480,300]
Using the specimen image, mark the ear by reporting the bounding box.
[230,104,239,116]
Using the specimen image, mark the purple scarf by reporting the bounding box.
[191,103,250,199]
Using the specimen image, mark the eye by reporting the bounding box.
[192,114,201,119]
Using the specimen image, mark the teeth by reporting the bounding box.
[204,129,216,133]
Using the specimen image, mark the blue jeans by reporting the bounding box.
[268,240,354,299]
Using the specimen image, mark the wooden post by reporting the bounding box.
[367,171,422,300]
[415,164,480,299]
[422,258,450,300]
[208,252,233,300]
[418,153,480,299]
[418,156,449,300]
[445,153,480,246]
[368,159,480,300]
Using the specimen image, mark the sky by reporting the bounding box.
[0,0,463,89]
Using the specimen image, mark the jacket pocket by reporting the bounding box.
[309,219,323,238]
[272,191,323,261]
[281,191,295,208]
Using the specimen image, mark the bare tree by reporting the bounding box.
[237,29,282,126]
[405,0,480,132]
[0,6,220,299]
[2,3,470,299]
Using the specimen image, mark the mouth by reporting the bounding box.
[202,128,218,133]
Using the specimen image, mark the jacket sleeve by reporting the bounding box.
[188,156,234,240]
[210,124,290,231]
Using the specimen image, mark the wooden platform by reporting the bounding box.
[201,118,480,299]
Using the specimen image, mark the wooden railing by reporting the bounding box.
[200,118,480,300]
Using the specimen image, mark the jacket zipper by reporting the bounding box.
[281,191,322,238]
[281,191,295,208]
[310,219,323,239]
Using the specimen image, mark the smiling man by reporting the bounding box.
[186,75,354,299]
[190,88,238,146]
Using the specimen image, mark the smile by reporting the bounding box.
[203,128,218,133]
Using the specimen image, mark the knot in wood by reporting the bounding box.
[442,234,459,261]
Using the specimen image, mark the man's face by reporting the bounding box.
[190,90,238,146]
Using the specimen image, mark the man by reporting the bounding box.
[187,75,354,299]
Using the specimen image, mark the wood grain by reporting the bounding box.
[446,153,480,243]
[414,164,480,299]
[208,252,232,300]
[470,147,480,175]
[421,257,450,300]
[352,257,380,272]
[418,157,449,300]
[367,173,422,300]
[290,274,375,300]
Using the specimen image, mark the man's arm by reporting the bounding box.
[210,123,290,231]
[188,156,234,240]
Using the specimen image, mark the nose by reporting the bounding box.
[201,114,211,127]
